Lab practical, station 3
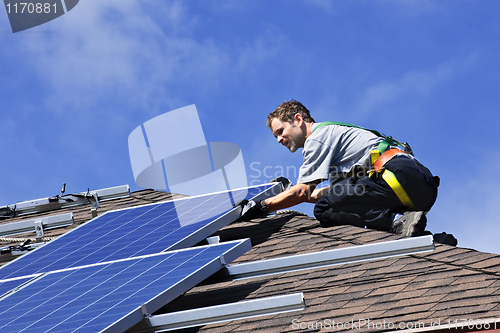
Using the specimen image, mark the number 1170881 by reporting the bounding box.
[6,2,57,14]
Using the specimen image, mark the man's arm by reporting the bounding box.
[309,186,329,203]
[265,180,322,211]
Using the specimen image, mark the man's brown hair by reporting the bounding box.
[267,100,316,128]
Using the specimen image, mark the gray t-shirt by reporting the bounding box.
[297,123,383,186]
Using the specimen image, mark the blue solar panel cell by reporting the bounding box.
[0,239,250,333]
[0,184,278,280]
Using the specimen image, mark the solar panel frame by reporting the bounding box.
[0,183,280,280]
[167,183,281,251]
[0,239,251,333]
[0,276,36,300]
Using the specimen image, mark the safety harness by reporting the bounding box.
[312,121,414,209]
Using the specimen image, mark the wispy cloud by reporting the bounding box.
[11,0,286,121]
[358,66,450,115]
[0,0,290,204]
[345,56,478,122]
[15,1,216,117]
[234,28,286,73]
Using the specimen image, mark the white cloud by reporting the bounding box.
[0,0,293,204]
[7,3,215,120]
[234,27,286,73]
[10,0,287,123]
[16,1,207,116]
[338,54,478,123]
[354,63,453,119]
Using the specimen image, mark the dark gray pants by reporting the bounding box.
[314,155,439,231]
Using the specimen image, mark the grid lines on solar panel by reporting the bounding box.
[0,240,248,333]
[0,184,273,281]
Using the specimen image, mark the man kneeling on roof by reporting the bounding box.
[239,100,440,237]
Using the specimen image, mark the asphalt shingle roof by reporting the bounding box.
[158,213,500,332]
[2,189,500,332]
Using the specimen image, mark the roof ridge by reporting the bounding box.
[277,217,393,247]
[412,253,500,279]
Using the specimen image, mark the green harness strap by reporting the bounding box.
[313,121,415,209]
[312,121,409,154]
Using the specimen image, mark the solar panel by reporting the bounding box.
[0,183,279,280]
[0,239,251,333]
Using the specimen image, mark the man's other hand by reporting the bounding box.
[234,199,266,221]
[271,176,293,191]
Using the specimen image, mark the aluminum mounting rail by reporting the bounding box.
[12,185,130,216]
[0,212,74,237]
[127,293,305,332]
[224,235,435,279]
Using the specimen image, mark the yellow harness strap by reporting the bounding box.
[369,148,414,209]
[381,169,414,209]
[370,150,381,165]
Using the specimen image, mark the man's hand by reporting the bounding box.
[234,199,267,221]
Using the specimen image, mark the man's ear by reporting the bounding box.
[293,113,303,126]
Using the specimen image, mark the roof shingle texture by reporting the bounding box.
[2,189,500,332]
[161,214,500,332]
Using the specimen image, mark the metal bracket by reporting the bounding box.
[140,304,150,318]
[206,236,220,244]
[219,254,227,267]
[34,220,44,241]
[91,192,100,209]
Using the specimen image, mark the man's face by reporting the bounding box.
[270,117,304,152]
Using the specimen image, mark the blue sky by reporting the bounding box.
[1,0,499,254]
